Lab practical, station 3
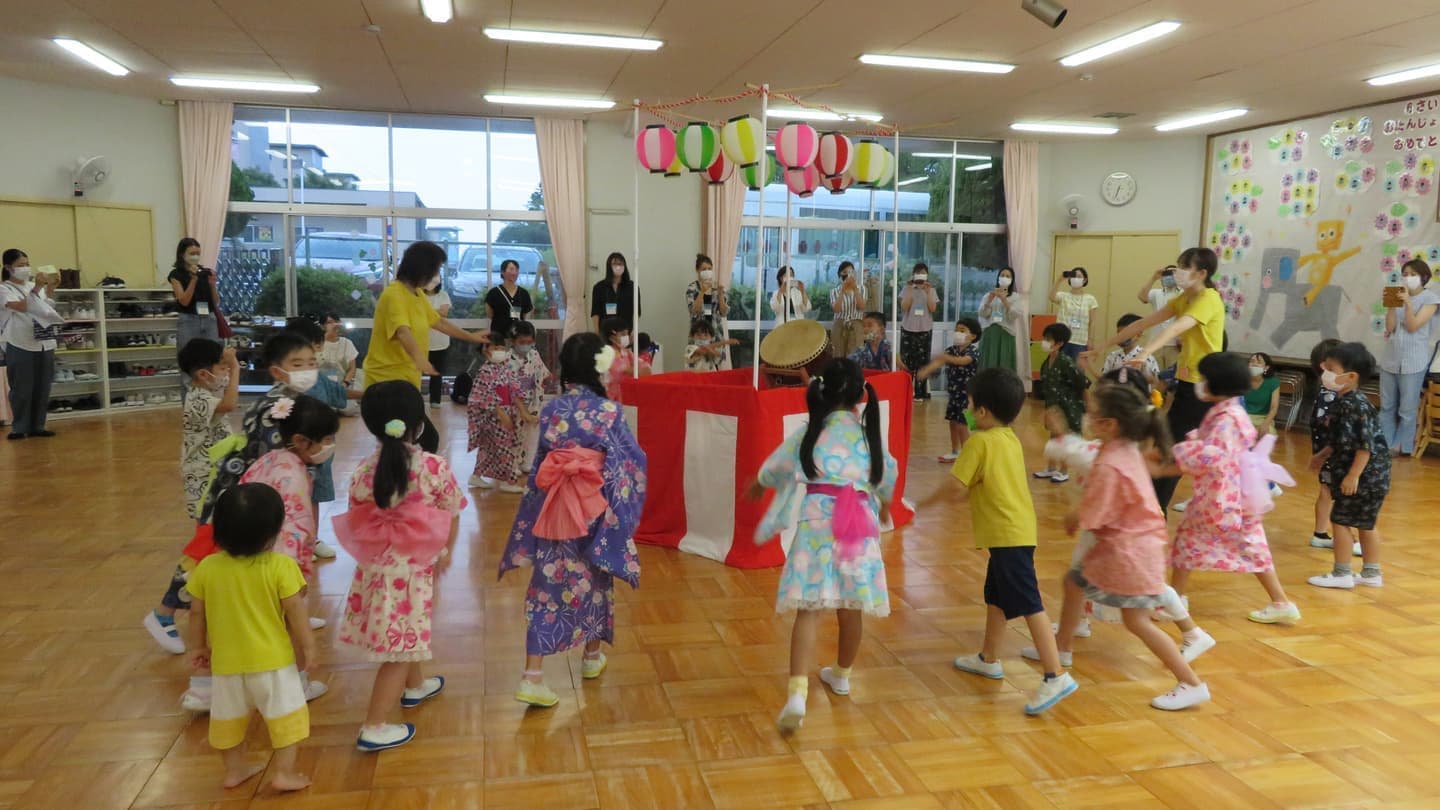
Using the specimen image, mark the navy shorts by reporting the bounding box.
[984,546,1045,620]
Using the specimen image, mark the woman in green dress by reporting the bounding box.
[977,267,1019,370]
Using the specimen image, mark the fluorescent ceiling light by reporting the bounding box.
[1368,63,1440,86]
[768,107,883,123]
[1155,108,1248,132]
[1011,122,1118,135]
[484,28,662,51]
[420,0,453,23]
[483,94,615,110]
[859,53,1015,74]
[52,38,129,76]
[913,151,992,160]
[964,162,993,172]
[1059,21,1181,67]
[896,176,928,187]
[172,77,319,93]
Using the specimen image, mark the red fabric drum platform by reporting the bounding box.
[615,368,914,568]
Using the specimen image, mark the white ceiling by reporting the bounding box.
[2,0,1440,139]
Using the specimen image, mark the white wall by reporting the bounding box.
[0,75,183,282]
[1030,136,1206,313]
[584,118,703,364]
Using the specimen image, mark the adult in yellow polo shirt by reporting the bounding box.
[365,241,486,449]
[1086,247,1225,511]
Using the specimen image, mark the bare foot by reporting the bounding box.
[269,771,312,792]
[222,761,266,789]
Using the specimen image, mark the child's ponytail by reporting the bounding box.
[360,381,427,508]
[861,381,884,486]
[1093,379,1173,457]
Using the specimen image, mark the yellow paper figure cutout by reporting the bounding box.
[1296,220,1361,307]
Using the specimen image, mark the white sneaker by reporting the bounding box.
[1180,630,1216,663]
[1025,673,1078,715]
[312,540,337,559]
[1033,469,1056,479]
[180,689,211,712]
[1054,619,1092,638]
[498,483,526,494]
[1151,681,1210,711]
[1021,646,1073,668]
[1269,482,1283,497]
[1309,536,1363,555]
[938,452,958,462]
[1248,602,1302,624]
[818,666,850,696]
[468,475,495,489]
[308,616,327,630]
[1171,499,1190,512]
[143,612,186,655]
[1049,472,1071,483]
[1308,572,1355,590]
[1356,572,1384,587]
[357,722,416,752]
[777,692,807,732]
[953,653,1005,680]
[304,679,329,701]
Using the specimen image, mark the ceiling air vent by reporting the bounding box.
[1094,112,1135,119]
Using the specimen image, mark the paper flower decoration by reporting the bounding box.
[635,125,676,174]
[594,345,616,376]
[721,115,766,168]
[815,132,853,179]
[676,122,721,172]
[774,121,820,173]
[269,397,295,420]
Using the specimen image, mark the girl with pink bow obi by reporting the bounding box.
[334,381,467,753]
[746,358,897,734]
[501,334,647,710]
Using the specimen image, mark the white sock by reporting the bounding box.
[1159,586,1189,620]
[1181,628,1204,642]
[189,675,212,692]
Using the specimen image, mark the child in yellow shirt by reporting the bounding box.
[185,483,317,793]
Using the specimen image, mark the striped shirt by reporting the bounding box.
[830,285,865,323]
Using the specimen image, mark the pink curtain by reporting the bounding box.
[1003,140,1040,388]
[703,171,746,287]
[177,101,234,268]
[535,119,589,338]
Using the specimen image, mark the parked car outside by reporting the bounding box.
[449,244,545,303]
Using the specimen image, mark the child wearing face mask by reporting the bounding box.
[1307,342,1390,590]
[600,316,650,400]
[1305,339,1354,555]
[287,317,359,560]
[1035,323,1088,483]
[920,317,981,461]
[1090,314,1162,386]
[686,318,736,372]
[467,332,534,493]
[508,321,553,473]
[848,312,892,371]
[141,338,243,658]
[1150,352,1300,625]
[337,381,466,751]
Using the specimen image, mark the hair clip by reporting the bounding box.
[268,397,295,420]
[1149,389,1165,409]
[384,418,406,438]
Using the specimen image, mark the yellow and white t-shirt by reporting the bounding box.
[1054,291,1099,346]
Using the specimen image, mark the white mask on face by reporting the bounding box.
[618,335,631,349]
[1250,365,1265,377]
[699,269,715,282]
[914,274,928,283]
[953,332,971,346]
[208,372,231,392]
[1069,276,1085,288]
[998,276,1012,289]
[9,267,32,284]
[284,368,318,393]
[1320,370,1344,391]
[1404,275,1423,291]
[514,343,533,356]
[1195,380,1209,400]
[185,254,202,266]
[1041,339,1055,352]
[1173,269,1197,289]
[1161,274,1177,289]
[490,348,511,363]
[305,442,336,465]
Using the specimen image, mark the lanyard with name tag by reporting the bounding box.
[605,302,618,315]
[196,301,211,316]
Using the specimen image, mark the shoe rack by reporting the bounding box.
[48,288,186,418]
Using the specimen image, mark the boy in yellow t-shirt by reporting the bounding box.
[918,367,1077,716]
[185,483,316,793]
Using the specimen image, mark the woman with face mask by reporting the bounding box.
[1378,259,1438,456]
[686,254,730,368]
[485,258,534,339]
[1085,248,1227,512]
[169,238,220,354]
[2,248,64,439]
[770,266,810,323]
[978,266,1020,372]
[1137,265,1184,372]
[899,263,939,400]
[591,252,640,335]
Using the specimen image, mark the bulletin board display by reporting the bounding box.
[1202,92,1440,359]
[0,197,154,286]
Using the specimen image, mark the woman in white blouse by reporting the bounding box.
[977,267,1021,370]
[769,265,810,323]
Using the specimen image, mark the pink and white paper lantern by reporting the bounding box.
[635,125,676,174]
[774,121,820,173]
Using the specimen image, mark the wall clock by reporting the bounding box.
[1101,171,1137,206]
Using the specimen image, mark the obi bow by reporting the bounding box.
[533,447,608,540]
[807,483,879,562]
[331,499,452,567]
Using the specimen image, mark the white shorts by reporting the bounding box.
[209,664,309,750]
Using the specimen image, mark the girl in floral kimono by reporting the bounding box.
[1157,352,1300,625]
[747,358,896,733]
[467,332,535,493]
[501,333,646,709]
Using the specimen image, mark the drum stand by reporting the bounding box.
[759,363,812,388]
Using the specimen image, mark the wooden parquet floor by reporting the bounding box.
[3,399,1440,809]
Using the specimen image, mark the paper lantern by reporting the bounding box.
[677,122,721,172]
[774,121,820,172]
[741,154,777,190]
[815,132,853,179]
[721,115,766,168]
[664,154,683,178]
[823,171,854,194]
[785,163,822,198]
[635,125,676,174]
[704,152,734,185]
[851,140,889,186]
[874,147,896,187]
